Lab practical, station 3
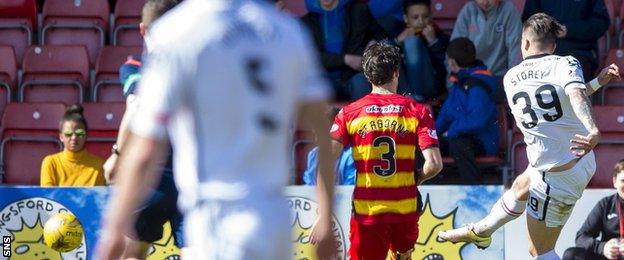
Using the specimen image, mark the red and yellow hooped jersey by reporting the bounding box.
[331,93,438,224]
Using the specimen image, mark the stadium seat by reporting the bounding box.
[82,102,124,159]
[602,85,624,105]
[94,46,142,102]
[603,49,624,85]
[0,46,16,117]
[284,0,307,17]
[431,0,469,34]
[509,124,527,177]
[589,142,624,188]
[0,103,65,185]
[20,45,89,105]
[42,0,110,67]
[593,105,624,140]
[113,0,144,46]
[0,0,36,68]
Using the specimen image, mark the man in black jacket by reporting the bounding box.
[301,0,387,101]
[522,0,610,80]
[563,159,624,260]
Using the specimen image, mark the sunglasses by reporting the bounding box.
[63,129,87,137]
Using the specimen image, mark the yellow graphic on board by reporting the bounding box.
[412,196,466,260]
[9,216,62,260]
[147,221,180,260]
[292,213,316,260]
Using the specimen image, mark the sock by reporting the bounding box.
[473,189,526,236]
[535,250,560,260]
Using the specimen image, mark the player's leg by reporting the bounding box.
[121,238,151,260]
[388,220,419,260]
[526,214,563,258]
[123,189,168,259]
[349,218,391,260]
[437,168,531,248]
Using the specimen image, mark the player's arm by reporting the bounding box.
[417,147,443,185]
[566,84,600,157]
[584,63,620,96]
[102,94,139,184]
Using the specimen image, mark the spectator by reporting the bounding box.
[303,146,356,185]
[435,37,498,184]
[394,0,449,103]
[522,0,610,80]
[40,104,105,186]
[563,160,624,260]
[302,0,387,101]
[452,0,522,80]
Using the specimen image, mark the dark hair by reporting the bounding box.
[403,0,431,14]
[142,0,179,27]
[59,104,87,131]
[522,13,564,49]
[362,41,401,86]
[447,37,477,67]
[614,159,624,179]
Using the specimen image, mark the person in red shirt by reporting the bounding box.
[322,41,443,259]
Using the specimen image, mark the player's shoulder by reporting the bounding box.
[340,94,422,117]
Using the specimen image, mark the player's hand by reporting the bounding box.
[396,27,417,44]
[309,217,338,259]
[570,131,600,157]
[344,54,363,71]
[422,24,437,44]
[96,224,126,260]
[103,154,118,184]
[597,63,621,86]
[603,238,620,259]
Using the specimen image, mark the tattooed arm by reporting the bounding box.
[566,86,600,157]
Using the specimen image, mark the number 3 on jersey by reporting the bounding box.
[372,136,396,177]
[512,84,563,129]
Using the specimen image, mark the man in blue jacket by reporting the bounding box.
[436,37,498,184]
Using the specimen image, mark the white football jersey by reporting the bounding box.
[504,54,588,171]
[129,0,329,211]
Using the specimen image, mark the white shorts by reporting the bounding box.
[526,151,596,227]
[183,195,290,260]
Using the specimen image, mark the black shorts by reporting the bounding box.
[131,173,184,247]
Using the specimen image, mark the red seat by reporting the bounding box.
[431,0,469,34]
[94,46,142,102]
[113,0,144,46]
[82,102,124,159]
[0,46,16,117]
[0,103,65,185]
[284,0,307,17]
[0,0,36,67]
[510,125,527,177]
[589,142,624,188]
[593,105,624,140]
[42,0,110,67]
[602,86,624,105]
[20,45,89,105]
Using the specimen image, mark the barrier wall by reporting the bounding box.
[4,186,613,259]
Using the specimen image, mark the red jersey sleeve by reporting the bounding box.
[330,108,350,146]
[416,105,439,150]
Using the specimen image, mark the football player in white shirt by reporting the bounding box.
[96,0,338,259]
[439,13,620,259]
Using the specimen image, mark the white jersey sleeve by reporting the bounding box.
[129,48,188,140]
[557,56,586,91]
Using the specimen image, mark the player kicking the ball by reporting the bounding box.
[439,13,620,259]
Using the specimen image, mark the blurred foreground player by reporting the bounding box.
[97,0,337,259]
[101,0,185,259]
[441,13,605,259]
[314,41,442,259]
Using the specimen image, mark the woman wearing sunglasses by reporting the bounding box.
[40,104,106,186]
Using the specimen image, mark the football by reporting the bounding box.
[43,212,84,252]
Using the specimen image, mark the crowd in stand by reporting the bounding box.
[298,0,609,184]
